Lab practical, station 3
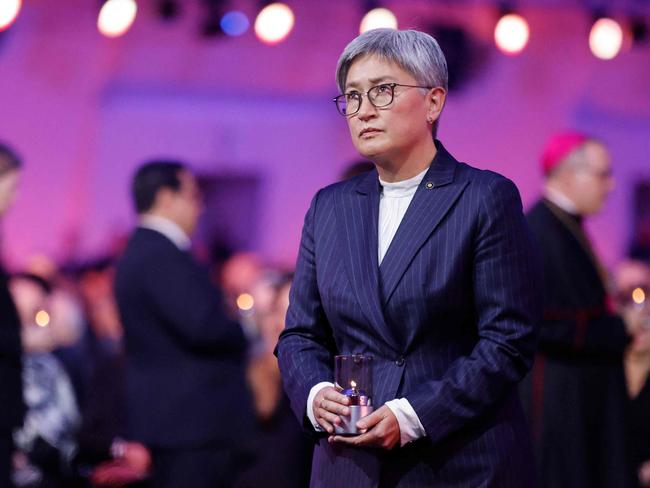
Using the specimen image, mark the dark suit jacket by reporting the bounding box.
[115,228,253,449]
[522,199,630,488]
[277,142,541,487]
[0,263,25,431]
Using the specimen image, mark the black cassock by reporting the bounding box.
[628,377,650,488]
[521,198,631,488]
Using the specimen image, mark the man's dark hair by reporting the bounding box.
[132,160,185,213]
[0,142,22,176]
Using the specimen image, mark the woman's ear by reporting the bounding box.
[427,87,446,122]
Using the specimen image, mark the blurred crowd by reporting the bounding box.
[1,135,650,488]
[5,249,311,488]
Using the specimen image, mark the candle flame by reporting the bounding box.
[632,287,646,305]
[350,380,357,388]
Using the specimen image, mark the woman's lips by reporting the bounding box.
[359,128,382,138]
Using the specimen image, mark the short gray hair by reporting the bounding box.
[335,29,448,94]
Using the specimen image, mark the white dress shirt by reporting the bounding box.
[307,167,429,447]
[138,214,191,251]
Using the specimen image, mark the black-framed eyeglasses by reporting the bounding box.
[333,82,432,116]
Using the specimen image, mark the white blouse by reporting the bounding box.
[378,166,429,264]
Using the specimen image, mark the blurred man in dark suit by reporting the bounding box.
[524,132,639,488]
[0,143,25,488]
[115,161,253,488]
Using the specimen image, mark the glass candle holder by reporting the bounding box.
[334,354,373,435]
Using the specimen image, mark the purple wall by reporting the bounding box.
[1,0,649,269]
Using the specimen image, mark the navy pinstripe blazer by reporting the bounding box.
[277,141,541,487]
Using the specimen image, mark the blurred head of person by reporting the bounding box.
[220,252,262,311]
[10,271,85,353]
[0,142,22,218]
[77,258,123,342]
[334,29,447,181]
[252,271,293,348]
[132,161,203,236]
[542,132,614,216]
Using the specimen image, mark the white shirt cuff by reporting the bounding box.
[385,398,426,446]
[306,381,334,432]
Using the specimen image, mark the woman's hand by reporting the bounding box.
[313,386,350,434]
[329,405,400,450]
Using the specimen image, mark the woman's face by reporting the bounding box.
[344,55,434,164]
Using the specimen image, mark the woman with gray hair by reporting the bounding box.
[277,28,540,486]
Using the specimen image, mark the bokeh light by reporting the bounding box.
[254,3,294,45]
[589,17,623,60]
[0,0,21,32]
[359,8,397,34]
[35,310,50,327]
[494,13,530,55]
[236,293,255,311]
[98,0,138,38]
[632,287,646,305]
[221,11,249,37]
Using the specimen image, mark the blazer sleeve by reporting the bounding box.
[276,190,337,430]
[406,176,541,444]
[141,251,246,352]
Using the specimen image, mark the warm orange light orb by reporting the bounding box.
[254,3,295,45]
[632,287,646,305]
[0,0,21,31]
[98,0,138,38]
[589,17,623,60]
[494,13,530,55]
[360,8,397,34]
[236,293,255,311]
[35,310,50,328]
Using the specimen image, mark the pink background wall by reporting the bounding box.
[1,0,649,270]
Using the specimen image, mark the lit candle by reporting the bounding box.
[342,380,367,405]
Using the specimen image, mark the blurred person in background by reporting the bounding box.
[219,252,262,315]
[23,255,88,410]
[9,273,80,488]
[114,161,254,487]
[0,142,26,488]
[72,259,150,488]
[523,132,646,487]
[616,260,650,488]
[237,271,312,488]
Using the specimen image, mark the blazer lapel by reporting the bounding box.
[378,142,469,306]
[336,170,399,352]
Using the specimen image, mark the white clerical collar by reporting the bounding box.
[138,215,191,251]
[379,166,429,198]
[544,186,579,215]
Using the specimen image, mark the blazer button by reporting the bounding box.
[395,357,405,367]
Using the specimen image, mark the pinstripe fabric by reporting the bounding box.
[277,142,541,487]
